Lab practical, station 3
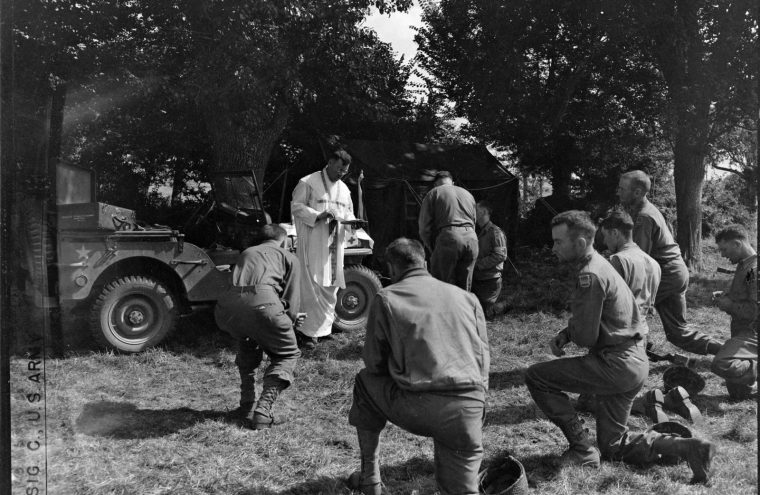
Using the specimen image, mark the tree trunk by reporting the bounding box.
[550,160,572,199]
[673,131,706,270]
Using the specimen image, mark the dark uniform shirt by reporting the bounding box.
[629,198,683,266]
[724,254,758,335]
[418,184,476,251]
[610,241,661,316]
[232,239,301,322]
[362,267,490,397]
[566,251,647,350]
[474,221,507,281]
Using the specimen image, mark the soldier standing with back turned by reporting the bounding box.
[418,171,478,291]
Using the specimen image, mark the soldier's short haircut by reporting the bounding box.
[715,224,750,243]
[621,170,651,194]
[330,149,352,166]
[551,210,596,242]
[434,170,453,181]
[600,209,634,236]
[386,237,425,269]
[476,200,493,216]
[258,224,287,242]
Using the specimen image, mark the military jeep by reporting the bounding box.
[33,164,380,352]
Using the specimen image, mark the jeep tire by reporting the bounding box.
[90,275,178,352]
[334,265,382,333]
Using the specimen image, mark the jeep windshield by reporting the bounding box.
[212,172,265,215]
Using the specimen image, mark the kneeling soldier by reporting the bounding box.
[214,224,305,429]
[525,211,716,483]
[711,224,757,400]
[348,238,490,494]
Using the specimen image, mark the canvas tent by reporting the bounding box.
[339,139,519,271]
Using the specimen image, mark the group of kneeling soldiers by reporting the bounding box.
[213,168,757,494]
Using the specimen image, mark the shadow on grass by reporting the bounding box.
[694,392,758,416]
[485,403,539,426]
[489,368,527,390]
[75,401,228,439]
[517,452,562,487]
[256,456,435,494]
[164,307,238,356]
[327,339,364,361]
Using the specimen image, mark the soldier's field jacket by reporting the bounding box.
[725,253,758,336]
[564,251,648,350]
[474,221,507,281]
[362,267,490,397]
[630,198,684,268]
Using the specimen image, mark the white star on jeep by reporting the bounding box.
[76,245,91,259]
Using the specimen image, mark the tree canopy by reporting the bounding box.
[13,0,424,217]
[416,0,758,265]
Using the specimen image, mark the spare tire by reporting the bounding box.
[334,265,382,332]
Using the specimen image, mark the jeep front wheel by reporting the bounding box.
[334,265,382,332]
[90,275,178,352]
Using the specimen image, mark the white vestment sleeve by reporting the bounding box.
[291,180,320,226]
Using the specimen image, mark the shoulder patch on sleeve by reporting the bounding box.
[578,274,592,288]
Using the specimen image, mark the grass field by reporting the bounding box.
[10,243,758,494]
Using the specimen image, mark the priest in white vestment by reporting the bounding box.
[291,150,355,345]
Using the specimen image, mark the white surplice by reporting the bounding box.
[291,169,354,337]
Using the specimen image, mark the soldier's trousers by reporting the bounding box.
[215,287,301,404]
[525,340,671,464]
[472,277,502,318]
[349,369,484,495]
[430,226,478,291]
[711,330,757,386]
[655,261,721,355]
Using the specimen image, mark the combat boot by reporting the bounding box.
[726,381,756,401]
[663,386,701,423]
[252,377,288,430]
[231,360,257,420]
[652,435,716,483]
[347,428,385,495]
[643,389,669,424]
[557,416,601,468]
[228,401,254,420]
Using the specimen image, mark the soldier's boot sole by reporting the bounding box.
[644,389,669,424]
[663,386,701,423]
